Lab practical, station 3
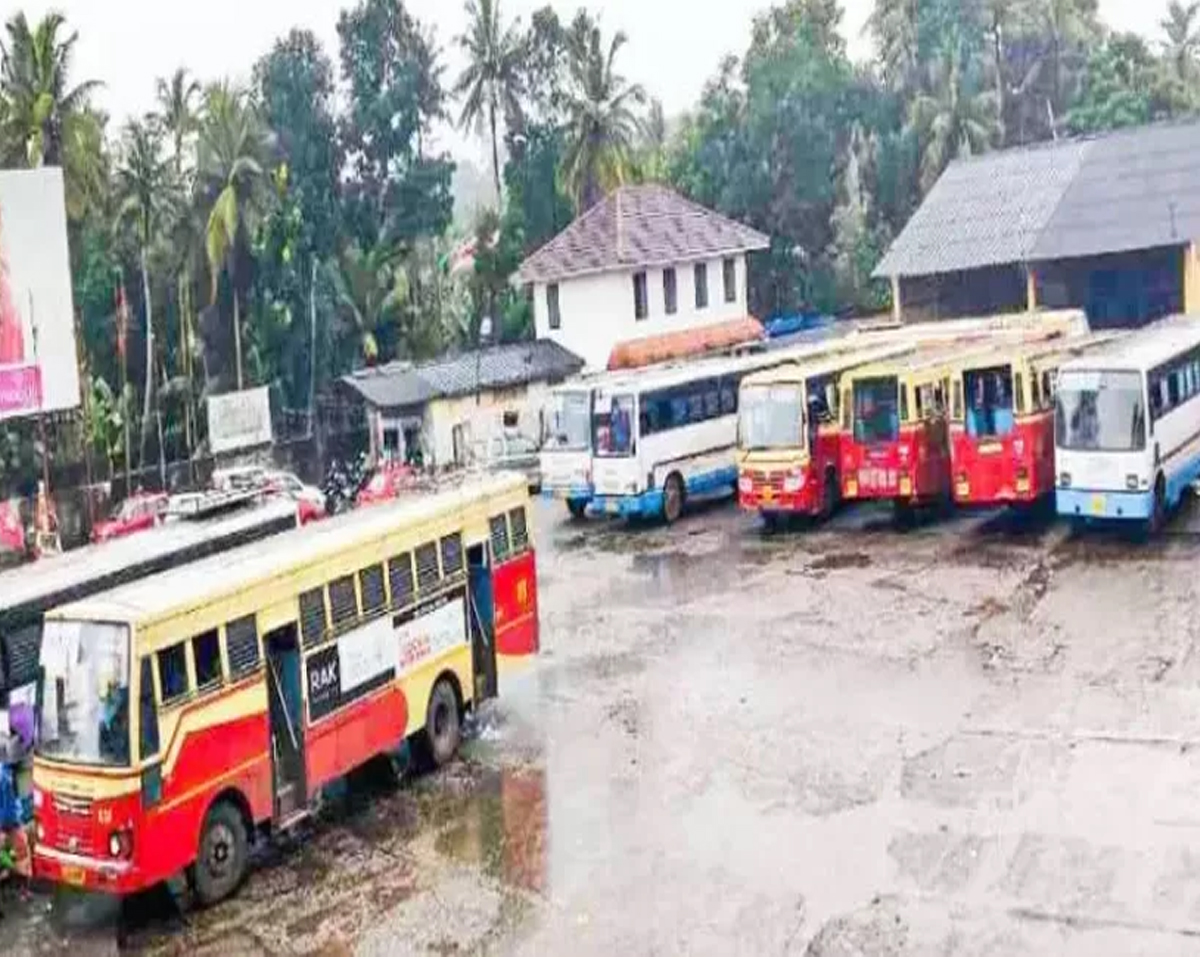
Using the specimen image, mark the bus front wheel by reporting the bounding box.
[663,474,685,525]
[192,801,249,906]
[1147,476,1167,536]
[567,498,588,520]
[420,679,461,769]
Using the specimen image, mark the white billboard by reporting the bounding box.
[0,167,81,420]
[207,386,273,454]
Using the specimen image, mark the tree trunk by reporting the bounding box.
[139,245,154,472]
[489,102,502,205]
[233,279,243,391]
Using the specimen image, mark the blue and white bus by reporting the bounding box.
[1055,316,1200,531]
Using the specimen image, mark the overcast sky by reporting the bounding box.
[15,0,1174,168]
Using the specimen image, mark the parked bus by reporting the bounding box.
[31,473,538,904]
[735,344,914,527]
[589,345,861,523]
[540,372,630,519]
[0,497,298,706]
[1055,316,1200,531]
[949,333,1122,508]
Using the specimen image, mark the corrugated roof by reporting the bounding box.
[874,139,1092,278]
[876,118,1200,279]
[517,184,770,284]
[1031,121,1200,260]
[339,339,584,410]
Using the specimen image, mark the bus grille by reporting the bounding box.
[51,794,96,855]
[748,470,784,496]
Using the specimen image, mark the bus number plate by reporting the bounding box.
[1090,494,1106,515]
[61,865,87,887]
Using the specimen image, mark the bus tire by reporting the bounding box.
[192,800,249,907]
[421,679,461,769]
[567,499,588,520]
[821,468,839,520]
[663,474,685,525]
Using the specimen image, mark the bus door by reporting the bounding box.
[264,624,306,820]
[467,543,498,703]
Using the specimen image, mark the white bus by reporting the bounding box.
[589,351,839,523]
[1055,316,1200,531]
[539,371,632,519]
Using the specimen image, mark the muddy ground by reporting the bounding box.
[7,495,1200,955]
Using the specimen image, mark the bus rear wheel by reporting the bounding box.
[821,468,839,520]
[192,801,248,907]
[566,498,588,520]
[420,679,461,769]
[663,474,685,525]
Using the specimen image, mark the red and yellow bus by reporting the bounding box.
[31,473,538,905]
[735,344,913,527]
[839,348,965,516]
[949,333,1123,507]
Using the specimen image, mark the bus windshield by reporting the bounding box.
[543,391,592,452]
[1055,370,1146,452]
[593,395,636,457]
[739,385,804,450]
[854,377,900,444]
[37,620,131,768]
[964,365,1015,438]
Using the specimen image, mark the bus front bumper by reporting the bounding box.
[1056,488,1153,521]
[34,844,139,894]
[540,483,593,502]
[591,489,664,518]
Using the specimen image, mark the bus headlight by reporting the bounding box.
[1059,472,1071,488]
[738,475,753,494]
[35,821,44,842]
[1126,474,1139,491]
[109,829,133,859]
[782,471,804,493]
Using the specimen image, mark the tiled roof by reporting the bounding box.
[876,118,1200,278]
[517,184,770,284]
[339,339,585,410]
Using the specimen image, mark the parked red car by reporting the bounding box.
[91,492,169,543]
[357,462,417,507]
[262,470,327,525]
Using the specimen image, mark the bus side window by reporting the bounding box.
[1014,372,1025,415]
[952,379,963,420]
[914,385,924,420]
[139,657,160,759]
[1042,370,1053,405]
[226,616,261,678]
[509,507,529,552]
[328,576,359,628]
[192,629,222,690]
[1030,368,1042,409]
[359,564,387,615]
[934,383,946,415]
[490,514,511,562]
[156,642,188,704]
[842,390,852,431]
[440,533,464,578]
[299,587,327,648]
[415,542,441,593]
[900,384,909,423]
[388,554,415,608]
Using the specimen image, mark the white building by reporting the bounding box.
[338,340,584,469]
[518,185,771,371]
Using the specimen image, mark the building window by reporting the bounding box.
[723,257,737,303]
[694,263,709,310]
[663,268,677,315]
[547,283,561,330]
[633,271,649,320]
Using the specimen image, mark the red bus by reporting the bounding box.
[31,473,538,905]
[949,333,1122,507]
[840,349,964,518]
[736,344,912,528]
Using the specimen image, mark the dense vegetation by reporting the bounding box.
[0,0,1197,488]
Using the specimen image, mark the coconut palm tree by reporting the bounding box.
[907,33,1001,193]
[1162,1,1200,83]
[156,67,202,177]
[0,12,100,167]
[114,117,176,467]
[327,241,409,365]
[560,22,646,211]
[198,82,273,389]
[454,0,524,202]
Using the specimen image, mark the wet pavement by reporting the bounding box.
[9,494,1200,954]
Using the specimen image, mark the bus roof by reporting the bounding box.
[844,340,993,382]
[740,342,916,388]
[952,331,1125,373]
[1057,315,1200,374]
[47,472,528,628]
[0,498,298,630]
